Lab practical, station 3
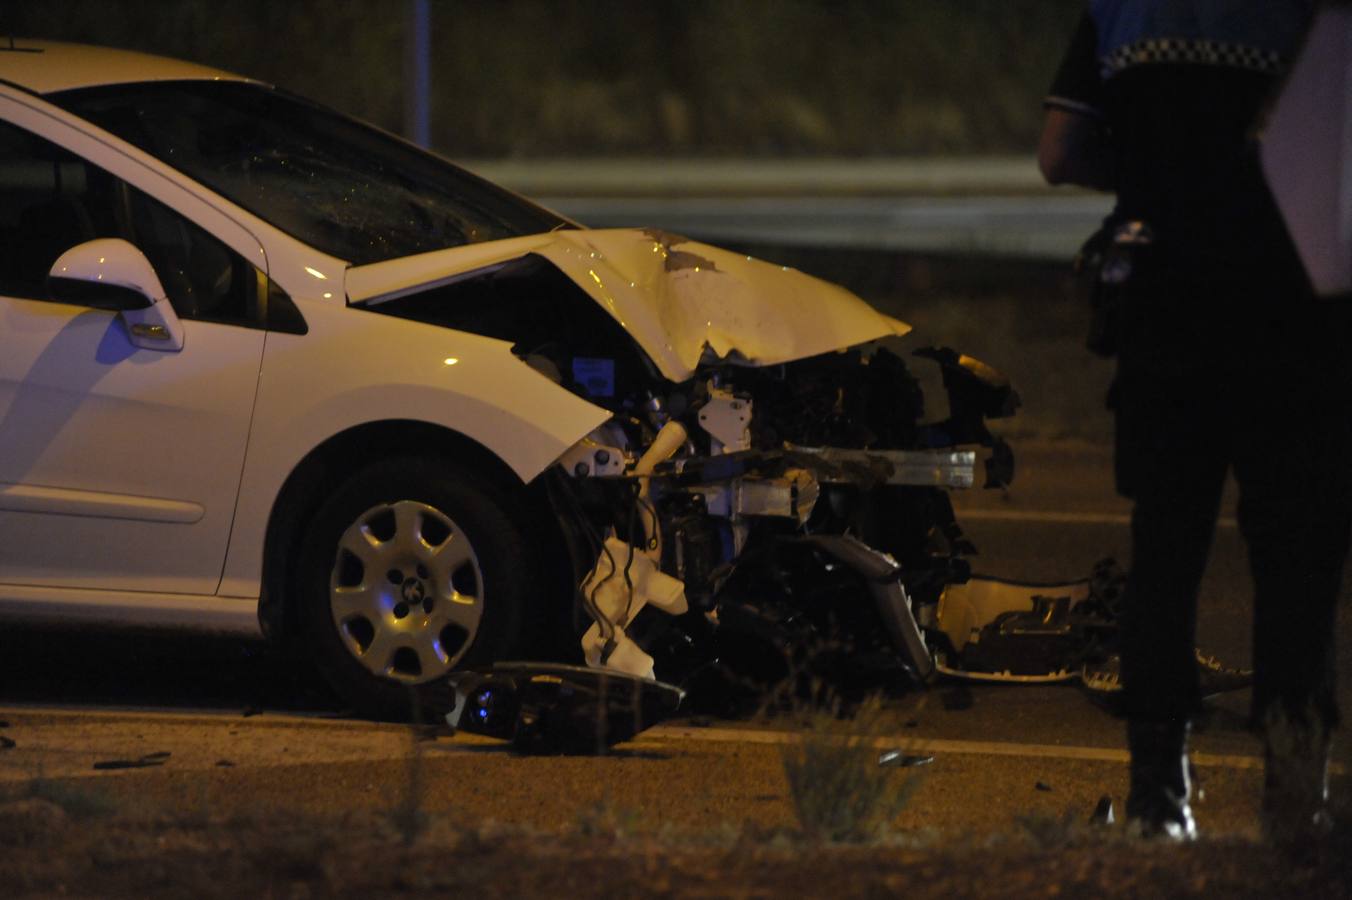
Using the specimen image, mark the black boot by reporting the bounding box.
[1261,707,1334,844]
[1125,719,1197,841]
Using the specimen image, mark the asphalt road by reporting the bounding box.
[5,441,1346,837]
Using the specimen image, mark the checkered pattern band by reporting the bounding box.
[1100,38,1284,77]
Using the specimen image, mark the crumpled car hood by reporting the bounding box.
[346,227,911,383]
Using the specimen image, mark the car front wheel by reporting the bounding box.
[294,456,528,719]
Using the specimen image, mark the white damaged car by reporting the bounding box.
[5,41,1146,721]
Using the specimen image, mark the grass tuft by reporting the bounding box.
[576,792,643,840]
[780,695,924,843]
[388,687,432,846]
[23,776,117,819]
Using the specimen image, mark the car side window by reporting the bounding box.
[123,184,257,325]
[0,120,120,299]
[0,118,259,327]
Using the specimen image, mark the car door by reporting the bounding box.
[0,98,267,596]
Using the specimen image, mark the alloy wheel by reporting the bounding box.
[328,499,483,682]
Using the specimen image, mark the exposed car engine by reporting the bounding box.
[548,337,1022,701]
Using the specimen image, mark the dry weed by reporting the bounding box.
[576,792,643,840]
[780,695,924,842]
[389,687,431,846]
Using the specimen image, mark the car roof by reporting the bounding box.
[0,39,249,95]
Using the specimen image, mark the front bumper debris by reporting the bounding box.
[446,662,685,755]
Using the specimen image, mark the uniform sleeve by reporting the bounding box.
[1044,11,1105,119]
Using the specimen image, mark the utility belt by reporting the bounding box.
[1073,219,1155,358]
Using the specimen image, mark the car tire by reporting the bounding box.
[293,455,529,720]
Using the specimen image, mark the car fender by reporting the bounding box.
[218,295,610,597]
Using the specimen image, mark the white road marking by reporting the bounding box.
[955,508,1239,530]
[646,725,1283,772]
[0,704,397,731]
[13,706,1333,775]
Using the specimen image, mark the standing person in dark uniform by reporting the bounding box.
[1039,1,1350,841]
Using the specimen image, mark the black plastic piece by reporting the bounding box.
[445,662,684,755]
[984,437,1016,489]
[913,346,1020,420]
[47,275,150,311]
[265,278,308,334]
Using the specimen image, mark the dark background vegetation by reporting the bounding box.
[6,0,1081,158]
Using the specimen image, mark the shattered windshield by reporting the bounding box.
[52,81,569,265]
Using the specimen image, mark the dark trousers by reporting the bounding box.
[1114,355,1352,731]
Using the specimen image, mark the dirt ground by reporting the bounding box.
[2,709,1349,898]
[2,800,1349,899]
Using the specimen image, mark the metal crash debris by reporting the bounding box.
[353,229,1248,750]
[446,663,684,755]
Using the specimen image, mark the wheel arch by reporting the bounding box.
[258,418,572,648]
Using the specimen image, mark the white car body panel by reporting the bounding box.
[0,299,265,594]
[345,233,561,304]
[215,294,613,598]
[538,229,911,381]
[349,227,912,384]
[0,93,271,597]
[0,482,204,523]
[0,582,260,635]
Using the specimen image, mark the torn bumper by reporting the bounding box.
[446,662,685,754]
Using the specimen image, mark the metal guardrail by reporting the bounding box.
[461,156,1054,197]
[463,157,1113,259]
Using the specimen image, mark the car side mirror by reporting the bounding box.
[48,238,185,351]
